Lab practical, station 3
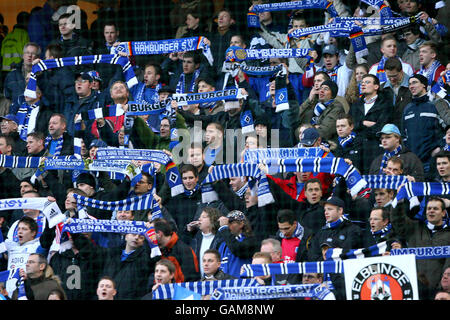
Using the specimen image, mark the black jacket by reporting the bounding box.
[349,91,394,174]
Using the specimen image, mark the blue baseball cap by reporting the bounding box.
[323,196,345,209]
[299,127,320,146]
[0,114,18,125]
[376,124,401,137]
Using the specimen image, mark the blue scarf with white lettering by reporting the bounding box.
[248,0,338,28]
[25,54,137,99]
[244,147,325,163]
[338,131,356,148]
[379,145,402,174]
[111,36,213,66]
[226,46,312,61]
[211,283,331,300]
[390,245,450,259]
[152,279,260,300]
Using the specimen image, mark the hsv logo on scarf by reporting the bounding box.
[45,135,64,156]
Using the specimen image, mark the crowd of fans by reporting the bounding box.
[0,0,449,301]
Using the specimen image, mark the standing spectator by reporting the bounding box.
[391,196,450,299]
[151,218,200,283]
[13,253,66,300]
[369,123,424,181]
[53,13,91,59]
[1,12,30,75]
[27,0,59,58]
[369,35,414,85]
[402,74,444,173]
[349,74,393,174]
[344,63,369,106]
[217,210,258,279]
[276,209,313,263]
[401,25,426,72]
[381,57,412,128]
[416,41,446,85]
[334,114,363,171]
[3,42,40,105]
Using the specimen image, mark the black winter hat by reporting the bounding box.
[321,80,338,99]
[76,172,96,189]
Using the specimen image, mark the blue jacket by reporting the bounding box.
[27,2,58,58]
[3,62,25,103]
[217,226,258,279]
[402,94,444,164]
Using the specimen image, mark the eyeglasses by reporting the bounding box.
[361,80,374,85]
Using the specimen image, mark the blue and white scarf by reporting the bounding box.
[44,135,64,156]
[79,104,126,121]
[444,144,450,152]
[243,147,325,163]
[379,145,402,174]
[211,283,331,300]
[176,68,201,94]
[25,54,137,99]
[226,46,312,62]
[265,157,367,196]
[418,60,442,85]
[241,260,344,277]
[278,221,304,240]
[96,148,184,197]
[248,0,338,28]
[135,82,161,105]
[152,279,260,300]
[323,216,347,230]
[111,36,213,66]
[338,132,356,148]
[201,163,275,207]
[72,193,162,219]
[16,102,40,141]
[362,174,409,190]
[390,245,450,259]
[392,182,450,208]
[371,223,393,238]
[0,268,26,299]
[319,64,341,83]
[173,88,246,106]
[325,241,388,261]
[312,99,334,125]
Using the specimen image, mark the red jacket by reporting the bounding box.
[267,172,334,203]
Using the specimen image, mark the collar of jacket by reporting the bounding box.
[412,94,429,104]
[165,232,179,251]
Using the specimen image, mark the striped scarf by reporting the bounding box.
[338,131,356,148]
[17,102,40,141]
[201,163,275,207]
[379,145,402,174]
[265,157,367,196]
[323,216,347,230]
[418,60,442,85]
[44,135,64,156]
[72,193,162,219]
[176,68,201,94]
[278,221,304,240]
[241,260,344,278]
[319,64,341,83]
[325,241,388,261]
[444,144,450,151]
[376,56,390,83]
[135,82,161,104]
[426,220,448,233]
[25,54,137,99]
[392,182,450,208]
[363,174,408,190]
[235,182,248,198]
[371,223,393,237]
[244,147,325,163]
[312,99,334,125]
